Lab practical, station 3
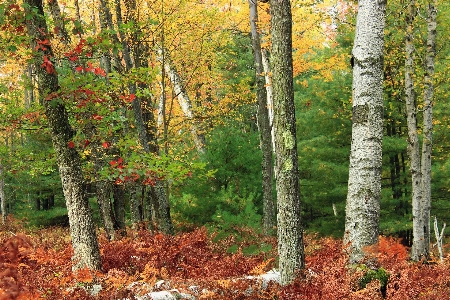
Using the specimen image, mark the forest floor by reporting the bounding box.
[1,216,450,300]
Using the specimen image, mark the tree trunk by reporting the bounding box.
[405,0,425,261]
[249,0,276,235]
[409,0,437,261]
[96,181,116,240]
[115,1,174,234]
[24,64,35,107]
[129,184,144,228]
[0,163,6,224]
[270,0,304,285]
[156,47,206,154]
[344,0,386,264]
[420,0,437,260]
[48,0,70,44]
[113,184,126,230]
[261,48,275,150]
[35,197,41,211]
[25,0,102,271]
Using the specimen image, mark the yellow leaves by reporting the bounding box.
[160,266,169,279]
[217,279,231,288]
[249,258,274,276]
[297,80,308,88]
[140,263,159,284]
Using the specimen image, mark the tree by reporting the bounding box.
[249,0,276,235]
[344,0,386,263]
[157,47,206,155]
[24,0,102,271]
[407,0,437,261]
[0,162,5,224]
[419,0,437,260]
[270,0,304,285]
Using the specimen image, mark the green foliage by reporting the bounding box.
[17,206,68,228]
[171,119,263,226]
[357,265,390,297]
[294,61,352,237]
[211,189,261,233]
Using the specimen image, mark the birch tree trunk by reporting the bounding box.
[0,163,6,224]
[409,0,437,261]
[249,0,276,235]
[420,0,437,260]
[270,0,304,285]
[405,0,424,262]
[156,47,206,154]
[344,0,386,264]
[25,0,101,271]
[261,48,275,150]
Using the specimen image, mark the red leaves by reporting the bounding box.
[66,53,79,62]
[74,62,107,77]
[120,94,136,103]
[41,55,56,74]
[94,67,106,77]
[102,141,110,149]
[35,39,51,51]
[92,114,103,121]
[67,141,75,148]
[4,215,450,300]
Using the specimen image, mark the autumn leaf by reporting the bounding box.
[92,114,103,120]
[75,268,94,283]
[102,141,110,149]
[41,55,56,74]
[67,141,75,148]
[94,67,106,77]
[120,94,136,103]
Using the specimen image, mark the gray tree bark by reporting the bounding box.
[129,184,144,228]
[113,184,126,230]
[419,0,437,260]
[48,0,70,44]
[408,0,437,261]
[96,180,116,240]
[344,0,386,264]
[405,0,424,261]
[25,0,102,271]
[270,0,304,285]
[249,0,276,235]
[0,163,6,224]
[261,48,275,150]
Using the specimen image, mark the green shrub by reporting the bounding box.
[358,265,390,297]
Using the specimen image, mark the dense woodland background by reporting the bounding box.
[0,0,450,298]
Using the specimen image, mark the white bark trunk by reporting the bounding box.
[261,48,275,150]
[404,0,437,261]
[433,217,445,262]
[344,0,386,263]
[418,0,437,261]
[0,163,6,224]
[249,0,276,235]
[156,47,206,154]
